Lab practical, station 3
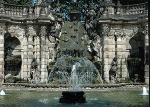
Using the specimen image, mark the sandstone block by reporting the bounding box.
[23,65,28,69]
[0,39,4,43]
[117,48,123,52]
[0,54,4,58]
[0,47,4,51]
[0,44,4,47]
[0,59,4,65]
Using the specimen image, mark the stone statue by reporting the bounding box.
[30,58,38,82]
[109,57,118,83]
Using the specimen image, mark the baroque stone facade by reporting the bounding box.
[0,0,148,84]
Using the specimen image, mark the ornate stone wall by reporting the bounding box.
[98,22,148,83]
[0,1,148,84]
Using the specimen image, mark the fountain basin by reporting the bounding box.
[59,91,86,103]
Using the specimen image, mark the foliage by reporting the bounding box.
[3,0,148,5]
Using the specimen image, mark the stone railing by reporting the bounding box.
[0,2,148,20]
[0,4,29,17]
[0,3,49,19]
[122,2,148,15]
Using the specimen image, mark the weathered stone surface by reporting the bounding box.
[0,44,4,47]
[0,1,148,84]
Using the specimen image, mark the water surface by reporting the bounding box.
[0,90,149,107]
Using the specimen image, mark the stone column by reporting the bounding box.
[35,36,40,72]
[144,23,149,84]
[27,35,33,80]
[116,35,127,81]
[40,26,48,83]
[25,25,35,81]
[45,37,49,64]
[102,24,110,83]
[107,36,115,83]
[103,36,110,83]
[23,37,29,80]
[0,23,5,83]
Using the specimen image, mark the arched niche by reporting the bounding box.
[4,32,22,83]
[129,33,144,58]
[127,32,145,82]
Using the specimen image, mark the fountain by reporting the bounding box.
[47,0,103,103]
[0,90,6,96]
[141,87,149,95]
[59,64,86,103]
[47,13,103,85]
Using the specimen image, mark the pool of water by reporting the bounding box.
[0,89,149,107]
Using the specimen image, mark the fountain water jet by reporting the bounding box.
[47,8,103,103]
[59,64,86,103]
[69,64,80,91]
[0,90,6,96]
[141,87,149,95]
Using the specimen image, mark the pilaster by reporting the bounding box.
[143,23,149,84]
[102,24,110,83]
[27,35,33,79]
[0,23,5,83]
[23,37,28,80]
[116,36,128,81]
[40,25,48,83]
[107,34,116,83]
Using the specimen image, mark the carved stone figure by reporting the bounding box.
[109,57,118,83]
[30,58,38,82]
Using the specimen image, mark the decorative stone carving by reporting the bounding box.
[0,23,5,35]
[40,26,47,36]
[114,29,126,39]
[109,57,118,83]
[0,1,148,84]
[116,1,122,14]
[48,22,62,40]
[132,25,139,35]
[108,28,115,38]
[27,25,36,37]
[104,0,112,3]
[102,24,110,35]
[142,23,148,36]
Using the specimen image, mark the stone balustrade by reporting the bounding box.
[122,2,148,15]
[0,3,48,19]
[0,2,148,20]
[0,4,28,17]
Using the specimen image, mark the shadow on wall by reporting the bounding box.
[127,33,145,82]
